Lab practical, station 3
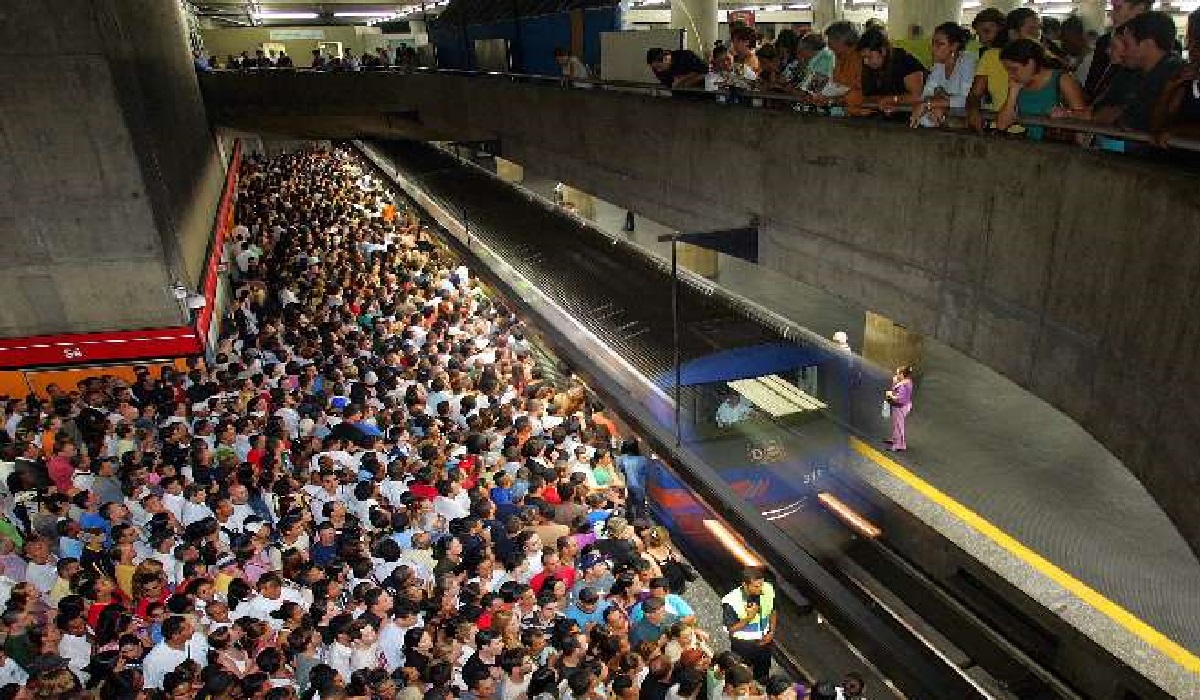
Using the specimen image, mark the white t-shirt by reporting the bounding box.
[143,640,203,689]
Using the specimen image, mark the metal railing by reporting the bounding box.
[205,64,1200,155]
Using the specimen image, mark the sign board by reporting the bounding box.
[727,10,755,27]
[270,29,325,40]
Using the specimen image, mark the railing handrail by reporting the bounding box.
[203,65,1200,155]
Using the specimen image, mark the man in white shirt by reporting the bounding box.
[232,573,303,630]
[143,615,203,689]
[0,647,27,686]
[23,539,57,596]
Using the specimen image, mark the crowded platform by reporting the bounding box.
[0,148,864,700]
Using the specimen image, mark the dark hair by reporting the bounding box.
[1006,7,1039,34]
[934,22,971,50]
[1061,14,1086,36]
[1124,11,1178,52]
[645,48,666,65]
[999,38,1051,68]
[856,28,890,54]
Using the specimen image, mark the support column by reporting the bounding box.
[862,311,924,377]
[1076,0,1107,34]
[812,0,843,32]
[671,0,718,57]
[495,157,524,184]
[887,0,962,40]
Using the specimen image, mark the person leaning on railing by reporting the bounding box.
[912,22,977,128]
[995,39,1088,141]
[967,8,1012,131]
[858,28,927,119]
[807,21,864,115]
[1150,8,1200,146]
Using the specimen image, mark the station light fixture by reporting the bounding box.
[253,11,320,20]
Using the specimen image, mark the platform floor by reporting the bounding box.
[516,177,1200,661]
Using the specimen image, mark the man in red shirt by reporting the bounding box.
[47,439,78,494]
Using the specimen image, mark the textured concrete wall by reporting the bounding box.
[0,0,223,336]
[202,72,1200,555]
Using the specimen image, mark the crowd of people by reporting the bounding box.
[644,2,1200,150]
[0,148,867,700]
[194,46,419,73]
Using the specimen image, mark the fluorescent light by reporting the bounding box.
[334,11,394,18]
[254,11,319,19]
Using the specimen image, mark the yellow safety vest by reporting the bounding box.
[722,582,775,640]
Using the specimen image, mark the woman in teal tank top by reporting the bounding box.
[996,39,1087,141]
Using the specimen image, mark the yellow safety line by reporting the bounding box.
[849,436,1200,677]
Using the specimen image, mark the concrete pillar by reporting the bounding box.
[0,0,224,337]
[1076,0,1107,34]
[812,0,844,32]
[495,157,524,184]
[887,0,962,40]
[862,311,924,377]
[671,0,718,57]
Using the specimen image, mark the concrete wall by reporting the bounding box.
[202,72,1200,556]
[0,0,224,336]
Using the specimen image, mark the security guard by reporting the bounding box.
[722,567,777,680]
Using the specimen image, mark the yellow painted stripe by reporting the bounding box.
[849,436,1200,677]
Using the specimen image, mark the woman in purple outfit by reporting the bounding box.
[885,366,914,451]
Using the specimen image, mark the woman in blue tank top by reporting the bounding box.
[996,39,1087,141]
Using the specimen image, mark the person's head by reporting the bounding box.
[931,22,971,65]
[763,675,797,700]
[972,7,1007,48]
[641,596,667,624]
[796,32,826,61]
[646,48,671,72]
[842,673,865,696]
[1119,11,1176,71]
[730,24,758,55]
[1060,15,1088,56]
[1000,39,1053,85]
[741,567,766,596]
[756,44,780,74]
[857,28,891,69]
[1112,0,1154,27]
[1006,8,1041,42]
[825,21,860,57]
[724,664,756,698]
[554,47,571,67]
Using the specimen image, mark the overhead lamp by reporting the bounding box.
[334,11,394,17]
[253,11,319,20]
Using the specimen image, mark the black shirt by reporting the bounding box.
[1123,55,1186,131]
[862,48,927,98]
[1084,33,1113,99]
[653,50,708,88]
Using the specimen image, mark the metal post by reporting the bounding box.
[671,237,682,447]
